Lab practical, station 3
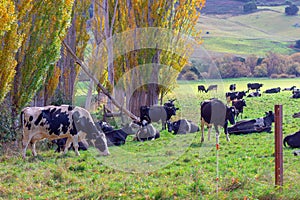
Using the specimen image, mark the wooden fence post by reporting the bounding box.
[274,105,283,188]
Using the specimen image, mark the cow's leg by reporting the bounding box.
[31,141,38,156]
[208,125,212,141]
[22,132,32,159]
[215,125,220,144]
[64,137,72,155]
[72,135,80,156]
[224,121,230,142]
[200,119,205,142]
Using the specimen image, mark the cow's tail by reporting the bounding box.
[283,136,289,148]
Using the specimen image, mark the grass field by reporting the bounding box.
[198,6,300,56]
[1,78,300,199]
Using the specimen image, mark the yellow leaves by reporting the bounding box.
[0,0,16,36]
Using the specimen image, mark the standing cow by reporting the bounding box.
[21,105,110,158]
[200,99,236,143]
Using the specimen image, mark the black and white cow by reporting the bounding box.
[247,83,263,91]
[282,86,296,91]
[283,131,300,148]
[206,84,218,92]
[232,99,246,119]
[167,119,199,134]
[200,99,236,143]
[140,100,179,130]
[292,112,300,118]
[130,120,160,141]
[291,90,300,98]
[228,111,274,135]
[226,91,247,103]
[21,105,110,158]
[264,87,281,94]
[247,91,261,97]
[229,84,236,92]
[198,85,206,93]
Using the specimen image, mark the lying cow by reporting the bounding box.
[21,105,110,158]
[130,120,160,141]
[291,91,300,99]
[200,99,236,143]
[283,131,300,148]
[282,86,296,91]
[228,111,274,135]
[264,87,281,94]
[247,91,261,97]
[167,119,199,134]
[247,83,263,91]
[292,112,300,118]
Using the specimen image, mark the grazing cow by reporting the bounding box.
[200,99,236,143]
[232,99,246,119]
[167,119,199,134]
[247,83,263,91]
[228,111,274,135]
[264,87,281,94]
[21,105,110,158]
[229,84,236,91]
[52,138,88,153]
[282,86,296,91]
[131,120,160,141]
[284,131,300,148]
[247,91,261,97]
[140,100,179,130]
[206,84,218,92]
[198,85,206,93]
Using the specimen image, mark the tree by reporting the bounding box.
[285,4,299,16]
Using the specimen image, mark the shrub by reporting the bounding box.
[285,4,299,16]
[243,2,257,13]
[181,71,198,80]
[253,64,268,77]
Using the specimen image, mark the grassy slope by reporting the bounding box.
[198,6,300,56]
[1,78,300,199]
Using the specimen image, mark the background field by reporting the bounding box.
[1,78,300,199]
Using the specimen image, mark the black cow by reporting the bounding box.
[284,131,300,148]
[140,100,179,130]
[247,83,263,91]
[104,124,135,146]
[247,91,261,97]
[198,85,206,93]
[131,120,160,141]
[167,119,199,134]
[283,86,296,91]
[200,99,236,143]
[264,87,281,94]
[229,84,236,91]
[232,99,246,119]
[52,138,88,153]
[226,91,247,103]
[228,111,274,135]
[292,112,300,118]
[206,84,218,92]
[291,90,300,98]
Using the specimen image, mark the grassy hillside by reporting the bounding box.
[1,78,300,199]
[197,6,300,56]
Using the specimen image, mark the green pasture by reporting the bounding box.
[1,78,300,199]
[198,6,300,56]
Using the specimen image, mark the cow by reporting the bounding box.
[232,99,246,119]
[140,99,179,130]
[229,84,236,92]
[198,85,206,93]
[292,112,300,118]
[206,84,218,92]
[293,150,300,156]
[200,99,236,143]
[226,91,247,104]
[167,119,199,134]
[291,90,300,98]
[247,83,263,91]
[282,86,296,91]
[284,131,300,148]
[264,87,281,94]
[21,105,110,158]
[104,124,135,146]
[247,91,261,97]
[52,138,88,153]
[228,111,274,135]
[131,120,160,141]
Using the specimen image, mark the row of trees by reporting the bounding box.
[180,52,300,80]
[0,0,206,140]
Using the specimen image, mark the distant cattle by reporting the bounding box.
[232,99,246,119]
[229,84,236,91]
[206,84,218,92]
[140,99,179,130]
[264,87,281,94]
[247,91,261,97]
[200,99,236,143]
[131,120,160,141]
[228,111,274,135]
[247,83,263,91]
[198,85,206,93]
[21,105,110,158]
[167,119,199,134]
[283,86,296,91]
[292,112,300,118]
[226,91,247,103]
[291,90,300,98]
[283,131,300,148]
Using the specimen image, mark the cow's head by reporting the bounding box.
[94,132,110,156]
[226,106,236,125]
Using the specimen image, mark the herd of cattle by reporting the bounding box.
[20,82,300,158]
